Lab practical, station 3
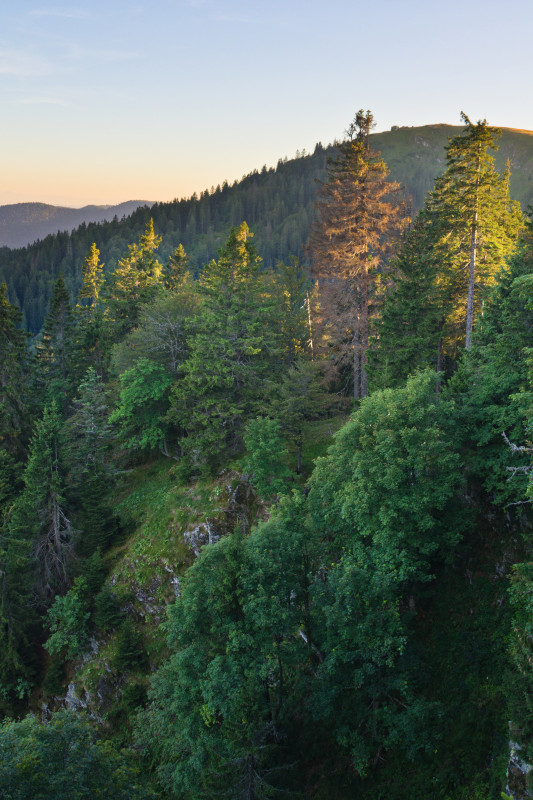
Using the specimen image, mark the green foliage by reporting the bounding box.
[78,242,105,309]
[0,710,153,799]
[169,222,280,470]
[109,357,173,454]
[110,283,199,377]
[274,358,331,472]
[2,125,533,798]
[0,283,31,460]
[138,521,306,798]
[105,218,164,338]
[45,577,90,660]
[165,242,190,290]
[243,416,292,498]
[10,402,73,598]
[369,211,443,389]
[113,620,146,673]
[271,256,310,366]
[43,654,66,697]
[309,370,464,581]
[75,243,107,376]
[67,368,120,555]
[36,274,77,410]
[93,587,123,631]
[446,228,533,507]
[375,116,524,381]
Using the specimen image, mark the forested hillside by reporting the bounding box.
[2,123,533,335]
[2,114,533,799]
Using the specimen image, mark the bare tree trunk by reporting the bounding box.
[436,336,443,394]
[306,291,315,361]
[465,212,477,349]
[360,267,369,398]
[353,308,360,402]
[466,163,480,350]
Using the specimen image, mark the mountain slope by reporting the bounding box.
[2,123,533,334]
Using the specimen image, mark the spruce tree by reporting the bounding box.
[429,113,523,350]
[374,114,524,383]
[78,243,105,310]
[169,223,279,470]
[0,284,31,461]
[0,453,38,698]
[105,218,163,338]
[36,275,77,411]
[307,110,406,398]
[67,368,119,556]
[271,257,310,367]
[369,213,444,388]
[164,243,190,290]
[10,403,73,599]
[75,243,107,377]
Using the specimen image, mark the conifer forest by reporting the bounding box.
[3,112,533,799]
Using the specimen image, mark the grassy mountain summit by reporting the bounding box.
[375,123,533,210]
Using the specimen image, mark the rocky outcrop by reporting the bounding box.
[507,740,533,799]
[183,472,258,558]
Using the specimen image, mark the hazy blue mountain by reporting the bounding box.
[0,200,153,248]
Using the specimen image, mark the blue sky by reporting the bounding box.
[2,0,532,206]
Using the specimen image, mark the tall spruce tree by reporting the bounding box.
[430,113,523,351]
[374,114,524,384]
[36,275,77,411]
[10,403,73,600]
[67,368,119,556]
[369,212,444,388]
[164,243,190,291]
[169,223,279,470]
[0,284,31,462]
[75,243,107,377]
[307,110,406,398]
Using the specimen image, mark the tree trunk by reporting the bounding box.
[306,291,314,361]
[465,212,477,349]
[360,267,369,397]
[353,308,360,401]
[466,163,480,349]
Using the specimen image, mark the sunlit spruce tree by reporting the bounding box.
[432,114,523,351]
[308,110,407,398]
[105,218,163,338]
[75,243,107,377]
[376,114,524,385]
[164,243,190,290]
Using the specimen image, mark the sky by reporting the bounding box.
[2,0,533,207]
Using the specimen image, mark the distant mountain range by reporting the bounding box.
[0,201,153,249]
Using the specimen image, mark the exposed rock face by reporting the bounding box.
[65,682,90,712]
[507,740,533,799]
[183,473,257,558]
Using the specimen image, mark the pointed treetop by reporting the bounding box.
[139,218,162,252]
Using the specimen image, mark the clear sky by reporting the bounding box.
[2,0,532,207]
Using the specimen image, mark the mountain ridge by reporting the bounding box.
[0,200,153,249]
